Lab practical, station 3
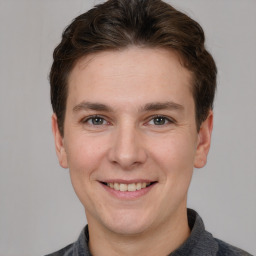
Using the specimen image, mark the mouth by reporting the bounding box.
[100,181,157,192]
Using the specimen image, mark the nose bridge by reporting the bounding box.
[108,121,147,169]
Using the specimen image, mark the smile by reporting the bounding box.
[100,181,157,200]
[105,182,152,192]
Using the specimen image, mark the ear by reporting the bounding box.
[194,111,213,168]
[51,114,68,168]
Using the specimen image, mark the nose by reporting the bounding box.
[108,123,147,170]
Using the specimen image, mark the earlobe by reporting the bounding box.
[194,111,213,168]
[51,114,68,169]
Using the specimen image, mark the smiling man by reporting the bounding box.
[47,0,251,255]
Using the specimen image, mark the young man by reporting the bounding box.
[47,0,251,255]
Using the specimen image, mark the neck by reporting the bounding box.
[87,207,190,256]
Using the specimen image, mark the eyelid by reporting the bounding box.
[80,114,176,126]
[81,114,110,125]
[145,115,176,125]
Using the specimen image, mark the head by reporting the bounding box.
[50,0,217,240]
[50,0,217,137]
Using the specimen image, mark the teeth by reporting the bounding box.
[136,183,141,190]
[120,184,127,191]
[128,183,136,192]
[114,183,120,190]
[106,182,152,191]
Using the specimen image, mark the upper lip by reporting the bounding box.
[100,179,156,184]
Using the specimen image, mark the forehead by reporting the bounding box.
[67,47,194,109]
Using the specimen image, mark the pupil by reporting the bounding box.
[154,117,165,125]
[93,117,103,125]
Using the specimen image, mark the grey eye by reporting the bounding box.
[152,116,168,125]
[88,116,106,125]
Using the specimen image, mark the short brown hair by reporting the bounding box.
[50,0,217,136]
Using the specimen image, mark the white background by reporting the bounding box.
[0,0,255,255]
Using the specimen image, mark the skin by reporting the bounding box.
[52,47,213,256]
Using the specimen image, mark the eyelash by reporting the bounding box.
[81,115,175,127]
[146,115,175,126]
[82,115,109,126]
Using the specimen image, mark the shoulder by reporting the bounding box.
[44,243,74,256]
[185,209,252,256]
[44,226,91,256]
[215,238,252,256]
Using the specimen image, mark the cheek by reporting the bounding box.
[65,134,109,207]
[150,133,197,180]
[65,134,109,178]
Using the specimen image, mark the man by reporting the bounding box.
[47,0,251,255]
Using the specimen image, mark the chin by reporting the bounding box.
[107,221,151,236]
[100,209,155,236]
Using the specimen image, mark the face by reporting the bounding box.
[52,47,212,236]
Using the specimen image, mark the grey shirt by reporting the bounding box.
[45,209,252,256]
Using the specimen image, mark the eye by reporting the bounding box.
[83,115,108,126]
[148,115,173,126]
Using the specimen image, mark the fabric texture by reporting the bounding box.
[45,209,252,256]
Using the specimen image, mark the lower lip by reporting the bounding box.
[101,183,156,200]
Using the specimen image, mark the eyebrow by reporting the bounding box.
[141,101,184,112]
[73,101,184,113]
[73,102,113,112]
